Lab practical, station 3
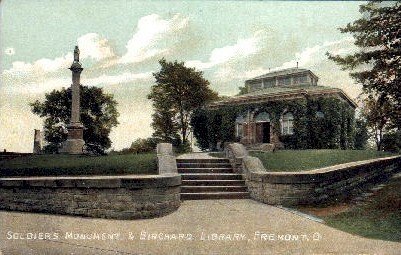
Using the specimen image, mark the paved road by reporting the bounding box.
[1,199,400,255]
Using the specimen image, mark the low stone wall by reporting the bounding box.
[226,143,401,206]
[0,143,181,220]
[0,175,180,219]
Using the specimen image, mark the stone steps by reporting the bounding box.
[181,185,248,193]
[177,163,232,168]
[178,168,234,174]
[181,180,246,186]
[177,158,229,164]
[180,173,243,180]
[181,192,250,200]
[177,158,249,200]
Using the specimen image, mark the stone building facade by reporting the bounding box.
[206,68,357,150]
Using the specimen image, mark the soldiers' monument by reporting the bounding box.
[60,46,85,154]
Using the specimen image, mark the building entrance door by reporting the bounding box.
[256,122,270,143]
[262,122,270,143]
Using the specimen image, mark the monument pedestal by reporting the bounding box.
[60,123,85,154]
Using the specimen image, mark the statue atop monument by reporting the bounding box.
[74,45,80,62]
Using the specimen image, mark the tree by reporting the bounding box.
[360,96,391,150]
[31,86,119,154]
[237,86,248,96]
[117,137,158,154]
[381,129,401,152]
[354,116,369,149]
[148,59,218,149]
[327,1,401,128]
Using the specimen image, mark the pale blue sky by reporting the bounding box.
[0,0,364,152]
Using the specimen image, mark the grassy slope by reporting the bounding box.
[251,149,396,172]
[0,153,157,176]
[322,174,401,242]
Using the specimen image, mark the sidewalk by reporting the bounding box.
[1,199,400,254]
[176,152,218,159]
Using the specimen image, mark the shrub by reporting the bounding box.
[381,130,401,153]
[118,138,158,154]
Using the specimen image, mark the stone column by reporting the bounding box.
[33,129,42,154]
[60,46,85,154]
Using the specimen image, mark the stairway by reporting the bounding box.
[177,158,250,200]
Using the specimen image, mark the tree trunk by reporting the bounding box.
[179,103,187,144]
[375,127,383,151]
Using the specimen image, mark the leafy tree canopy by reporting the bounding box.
[359,96,392,150]
[31,86,119,154]
[327,1,401,127]
[148,59,218,149]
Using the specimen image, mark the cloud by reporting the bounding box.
[77,33,115,61]
[4,47,15,56]
[186,31,263,70]
[2,14,191,78]
[3,33,115,76]
[119,14,189,64]
[278,37,356,70]
[83,72,153,87]
[3,53,73,76]
[214,37,357,81]
[2,71,153,95]
[207,37,362,100]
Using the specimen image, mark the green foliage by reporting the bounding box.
[0,153,157,176]
[148,59,218,152]
[190,108,210,150]
[251,149,395,172]
[191,97,355,151]
[237,86,248,96]
[381,130,401,153]
[327,1,401,129]
[174,141,192,154]
[30,86,119,154]
[354,117,369,149]
[117,137,158,154]
[360,96,392,150]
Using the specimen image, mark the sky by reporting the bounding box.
[0,0,365,152]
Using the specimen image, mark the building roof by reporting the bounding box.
[246,67,318,83]
[208,85,357,109]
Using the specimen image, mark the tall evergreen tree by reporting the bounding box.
[148,59,218,148]
[328,1,401,127]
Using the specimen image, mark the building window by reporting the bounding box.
[278,77,291,86]
[255,112,270,122]
[249,82,262,91]
[281,112,294,135]
[294,75,307,84]
[263,79,275,88]
[235,115,246,138]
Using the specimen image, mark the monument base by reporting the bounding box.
[60,139,85,154]
[60,123,85,154]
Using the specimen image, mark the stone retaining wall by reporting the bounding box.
[226,143,401,206]
[0,175,180,219]
[0,143,181,220]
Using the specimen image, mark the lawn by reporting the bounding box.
[208,152,226,158]
[0,153,157,177]
[299,174,401,242]
[251,149,396,172]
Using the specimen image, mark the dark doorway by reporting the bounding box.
[262,122,270,143]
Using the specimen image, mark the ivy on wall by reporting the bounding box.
[191,97,355,151]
